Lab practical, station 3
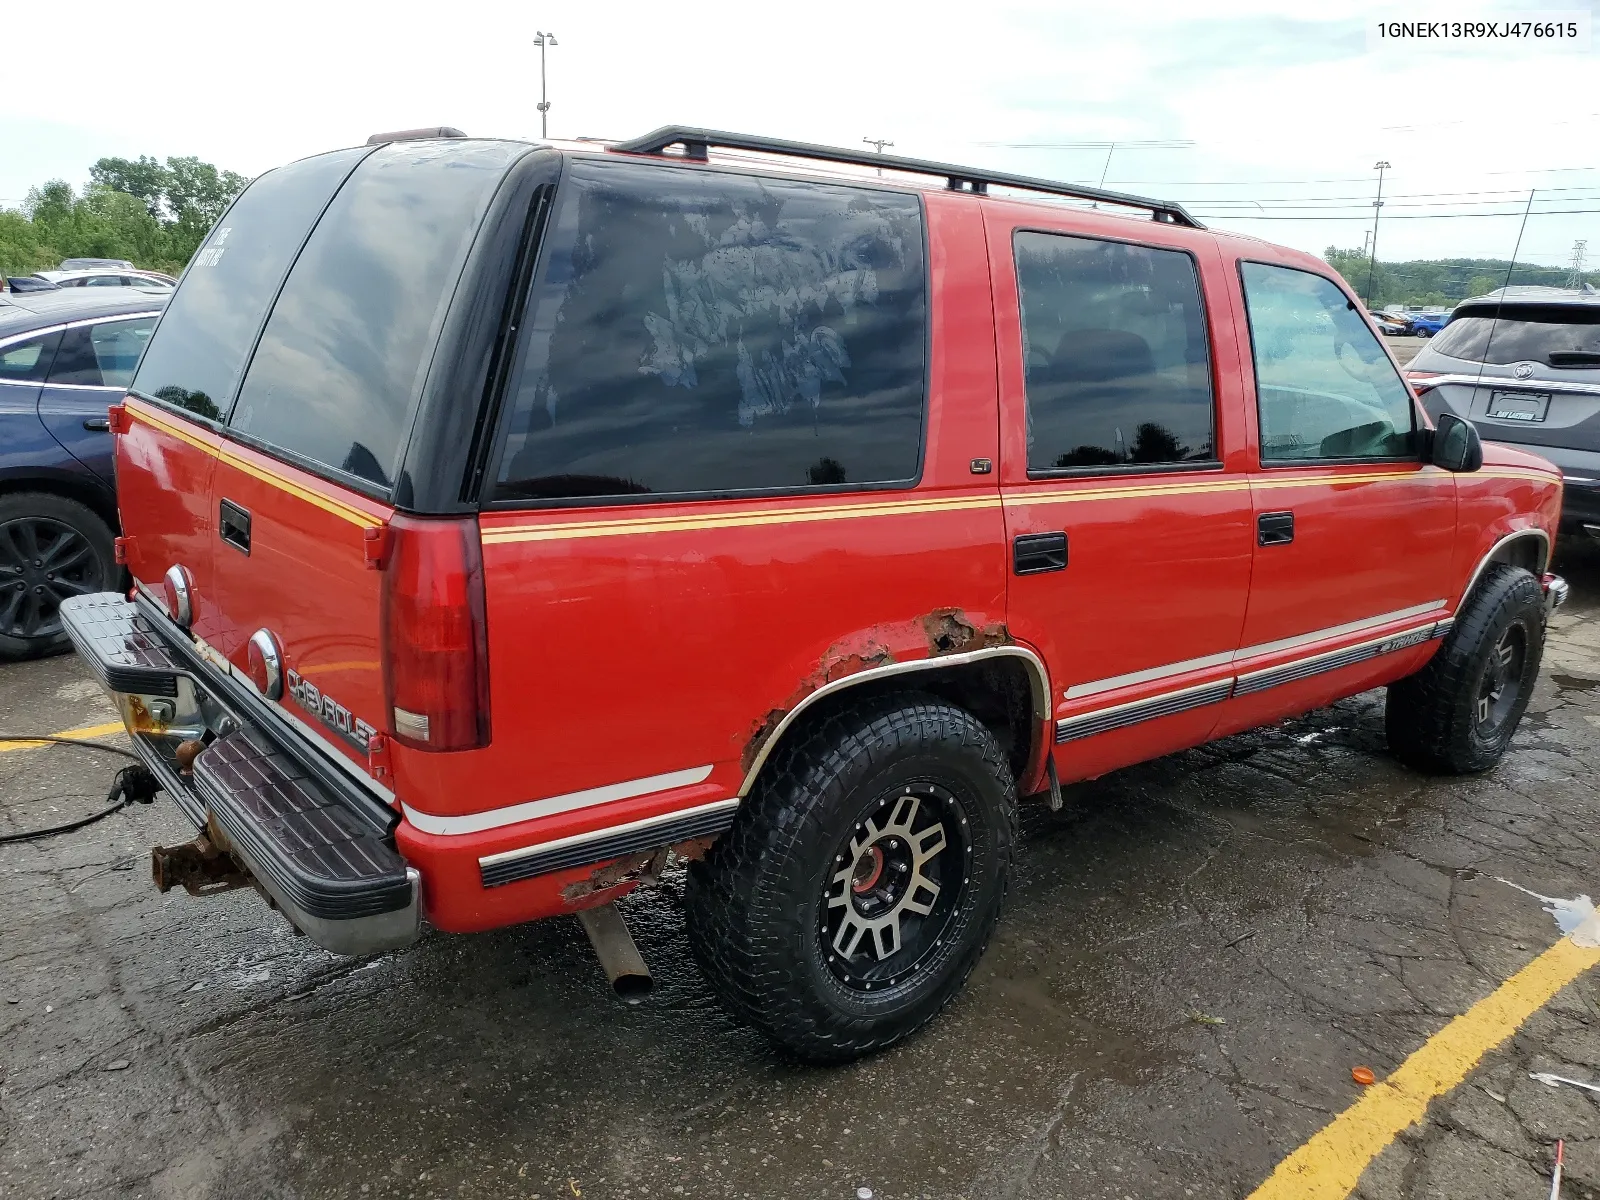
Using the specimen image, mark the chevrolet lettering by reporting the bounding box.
[61,125,1568,1062]
[286,670,377,753]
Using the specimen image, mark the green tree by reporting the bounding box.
[1,154,249,278]
[88,155,171,218]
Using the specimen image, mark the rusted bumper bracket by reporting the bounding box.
[152,832,252,896]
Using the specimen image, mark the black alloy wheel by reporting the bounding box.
[1473,624,1527,736]
[0,493,116,661]
[820,781,968,991]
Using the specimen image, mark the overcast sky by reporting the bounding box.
[6,0,1597,270]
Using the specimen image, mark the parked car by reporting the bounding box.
[0,290,165,659]
[1408,287,1600,539]
[62,127,1565,1062]
[34,269,176,291]
[59,258,136,271]
[1410,310,1450,337]
[1369,309,1409,336]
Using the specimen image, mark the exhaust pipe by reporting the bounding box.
[577,903,653,1003]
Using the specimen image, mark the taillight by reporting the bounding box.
[381,514,491,752]
[1406,371,1440,395]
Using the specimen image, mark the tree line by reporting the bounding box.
[1322,245,1598,309]
[1,156,248,279]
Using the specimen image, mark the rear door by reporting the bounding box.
[38,314,159,483]
[203,140,522,769]
[985,208,1256,783]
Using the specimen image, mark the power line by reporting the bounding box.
[1191,207,1600,221]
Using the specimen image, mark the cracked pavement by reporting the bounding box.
[2,536,1597,1200]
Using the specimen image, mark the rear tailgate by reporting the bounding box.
[182,139,522,771]
[205,442,393,770]
[121,146,373,650]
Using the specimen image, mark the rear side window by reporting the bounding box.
[1240,263,1417,462]
[492,160,927,502]
[130,147,368,422]
[0,332,60,383]
[47,317,157,387]
[1430,305,1600,367]
[229,141,522,491]
[1014,232,1215,472]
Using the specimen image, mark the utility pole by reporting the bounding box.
[534,31,558,140]
[1364,160,1390,307]
[863,137,894,175]
[1568,239,1589,290]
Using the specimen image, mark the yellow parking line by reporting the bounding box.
[0,721,127,754]
[1247,936,1600,1199]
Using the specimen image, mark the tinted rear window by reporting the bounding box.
[1015,232,1215,471]
[130,147,368,421]
[492,159,927,502]
[229,141,522,491]
[1430,305,1600,366]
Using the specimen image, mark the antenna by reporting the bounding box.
[1468,189,1536,398]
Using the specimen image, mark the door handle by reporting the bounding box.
[1014,531,1068,575]
[82,417,110,432]
[219,498,251,555]
[1258,511,1295,546]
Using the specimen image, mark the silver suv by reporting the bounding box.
[1407,286,1600,540]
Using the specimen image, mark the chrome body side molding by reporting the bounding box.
[1056,678,1232,743]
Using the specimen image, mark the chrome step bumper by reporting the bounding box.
[59,592,420,956]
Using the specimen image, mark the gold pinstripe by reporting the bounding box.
[482,494,1005,544]
[481,465,1558,545]
[127,400,384,530]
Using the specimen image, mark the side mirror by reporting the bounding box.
[1431,412,1483,473]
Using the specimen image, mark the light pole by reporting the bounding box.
[863,137,893,175]
[534,31,558,140]
[1364,160,1390,307]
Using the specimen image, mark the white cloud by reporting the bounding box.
[4,0,1595,263]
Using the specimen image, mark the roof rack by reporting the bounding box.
[610,126,1203,229]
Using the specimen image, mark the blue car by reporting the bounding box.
[1411,311,1450,338]
[0,289,166,659]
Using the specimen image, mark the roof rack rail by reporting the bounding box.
[610,126,1203,229]
[366,126,467,145]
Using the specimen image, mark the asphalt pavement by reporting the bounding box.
[2,535,1597,1200]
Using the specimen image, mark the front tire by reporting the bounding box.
[0,492,116,662]
[1386,563,1546,773]
[686,694,1017,1062]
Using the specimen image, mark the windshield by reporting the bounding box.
[1430,305,1600,366]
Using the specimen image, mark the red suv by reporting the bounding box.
[64,127,1566,1061]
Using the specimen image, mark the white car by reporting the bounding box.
[33,269,176,291]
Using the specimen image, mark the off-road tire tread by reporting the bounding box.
[686,693,1017,1062]
[1386,563,1545,774]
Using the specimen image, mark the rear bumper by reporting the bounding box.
[60,592,420,956]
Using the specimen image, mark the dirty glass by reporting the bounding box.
[1240,263,1417,462]
[230,141,522,491]
[492,160,926,501]
[1015,232,1215,472]
[130,146,369,423]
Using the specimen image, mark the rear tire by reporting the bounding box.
[686,694,1016,1063]
[0,492,116,663]
[1386,563,1545,773]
